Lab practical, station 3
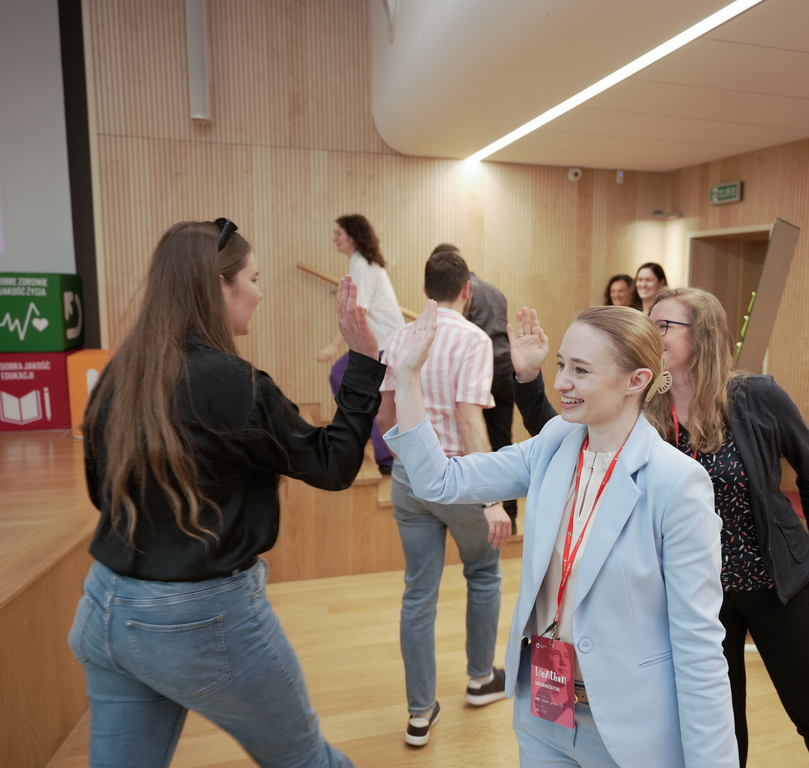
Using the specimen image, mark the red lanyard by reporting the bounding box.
[671,406,698,459]
[545,435,624,640]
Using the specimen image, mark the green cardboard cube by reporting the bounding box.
[0,273,85,352]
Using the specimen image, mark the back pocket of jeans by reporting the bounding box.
[125,614,231,697]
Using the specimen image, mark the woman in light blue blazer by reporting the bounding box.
[384,302,737,767]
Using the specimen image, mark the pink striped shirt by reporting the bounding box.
[382,307,494,457]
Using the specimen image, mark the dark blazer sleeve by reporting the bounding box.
[728,375,809,603]
[765,378,809,514]
[512,370,557,437]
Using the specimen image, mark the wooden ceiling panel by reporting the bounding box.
[637,39,809,100]
[372,0,809,170]
[585,81,809,129]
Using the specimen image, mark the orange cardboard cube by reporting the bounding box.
[67,348,114,438]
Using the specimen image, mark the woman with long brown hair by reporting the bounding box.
[70,219,382,767]
[318,214,405,473]
[649,287,809,766]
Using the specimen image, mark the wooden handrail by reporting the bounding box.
[296,261,418,320]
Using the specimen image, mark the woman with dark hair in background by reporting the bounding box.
[318,213,405,474]
[71,219,383,767]
[631,262,667,314]
[603,274,634,307]
[649,287,809,766]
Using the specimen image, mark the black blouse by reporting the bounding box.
[677,423,773,591]
[85,342,385,581]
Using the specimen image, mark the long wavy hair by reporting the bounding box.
[84,220,252,547]
[336,214,386,267]
[574,305,667,436]
[645,287,741,454]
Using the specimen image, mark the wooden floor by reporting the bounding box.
[2,431,806,767]
[47,557,807,768]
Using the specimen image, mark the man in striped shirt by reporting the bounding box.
[378,250,512,747]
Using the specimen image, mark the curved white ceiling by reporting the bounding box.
[371,0,809,171]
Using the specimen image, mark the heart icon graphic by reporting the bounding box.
[32,318,49,332]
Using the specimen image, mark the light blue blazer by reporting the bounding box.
[385,413,738,768]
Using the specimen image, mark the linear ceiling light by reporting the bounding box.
[466,0,767,163]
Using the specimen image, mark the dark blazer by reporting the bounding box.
[512,370,557,437]
[727,375,809,603]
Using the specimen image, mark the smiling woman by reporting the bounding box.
[383,302,738,767]
[631,262,668,315]
[318,213,405,474]
[648,287,809,767]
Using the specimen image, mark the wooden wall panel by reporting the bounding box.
[668,139,809,436]
[84,0,715,428]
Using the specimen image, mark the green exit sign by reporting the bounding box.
[710,181,743,205]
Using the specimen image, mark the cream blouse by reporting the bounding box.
[528,447,619,680]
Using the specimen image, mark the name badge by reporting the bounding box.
[530,634,575,729]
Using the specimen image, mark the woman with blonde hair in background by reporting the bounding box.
[383,301,737,767]
[649,286,809,766]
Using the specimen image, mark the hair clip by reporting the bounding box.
[646,369,673,402]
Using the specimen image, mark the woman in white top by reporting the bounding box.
[318,214,405,472]
[383,302,737,767]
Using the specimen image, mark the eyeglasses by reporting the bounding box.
[654,319,691,337]
[210,217,238,251]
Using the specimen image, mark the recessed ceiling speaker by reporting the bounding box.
[568,167,582,182]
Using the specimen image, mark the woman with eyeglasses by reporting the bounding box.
[648,287,809,766]
[70,220,381,767]
[384,301,737,767]
[318,213,405,474]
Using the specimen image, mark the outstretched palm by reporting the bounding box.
[393,300,438,381]
[507,307,550,381]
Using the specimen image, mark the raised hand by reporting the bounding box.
[337,276,378,360]
[390,300,438,433]
[507,307,549,383]
[392,300,438,384]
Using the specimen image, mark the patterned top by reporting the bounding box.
[382,307,494,457]
[677,423,773,591]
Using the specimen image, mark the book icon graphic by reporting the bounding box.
[0,389,46,425]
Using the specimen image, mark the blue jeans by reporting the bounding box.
[391,462,502,716]
[68,559,353,768]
